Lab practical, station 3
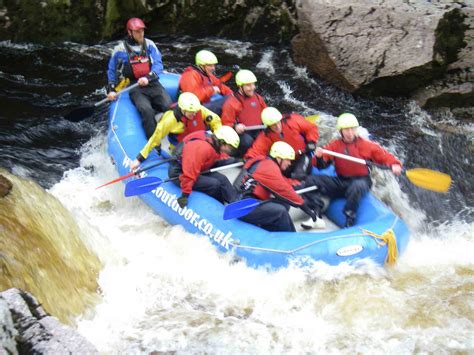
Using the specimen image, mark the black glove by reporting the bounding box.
[155,145,162,156]
[300,203,317,221]
[305,141,316,154]
[177,193,189,208]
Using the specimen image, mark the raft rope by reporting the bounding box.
[361,228,398,265]
[231,217,400,265]
[110,93,131,159]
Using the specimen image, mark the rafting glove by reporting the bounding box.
[300,203,317,221]
[305,141,317,154]
[177,193,189,208]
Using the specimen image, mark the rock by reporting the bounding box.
[292,0,473,108]
[0,174,13,198]
[0,298,18,355]
[0,0,298,44]
[0,288,97,354]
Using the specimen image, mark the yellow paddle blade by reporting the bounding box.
[305,114,320,124]
[405,168,452,193]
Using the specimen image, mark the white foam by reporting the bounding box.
[48,133,473,353]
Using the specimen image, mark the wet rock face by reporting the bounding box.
[0,174,12,198]
[0,288,97,354]
[0,0,298,43]
[292,0,473,108]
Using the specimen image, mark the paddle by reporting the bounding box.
[243,115,320,132]
[124,161,244,197]
[95,157,177,190]
[320,149,452,193]
[65,82,140,121]
[223,185,318,220]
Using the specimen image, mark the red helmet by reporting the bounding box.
[126,18,146,31]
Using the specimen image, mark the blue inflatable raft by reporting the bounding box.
[107,73,410,269]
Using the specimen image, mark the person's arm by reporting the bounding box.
[313,140,338,169]
[298,114,319,147]
[179,69,215,103]
[366,140,402,173]
[146,39,164,80]
[220,96,241,127]
[180,144,214,195]
[255,161,305,206]
[138,113,182,160]
[244,132,271,160]
[199,106,222,132]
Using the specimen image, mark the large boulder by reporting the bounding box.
[291,0,473,108]
[0,288,97,353]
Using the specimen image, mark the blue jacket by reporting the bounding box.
[107,37,164,87]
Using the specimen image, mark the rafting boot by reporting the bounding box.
[301,209,326,230]
[344,210,356,228]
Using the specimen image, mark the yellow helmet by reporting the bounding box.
[214,126,240,149]
[235,69,257,86]
[270,141,295,160]
[178,92,200,112]
[336,113,359,130]
[261,107,283,126]
[195,50,218,66]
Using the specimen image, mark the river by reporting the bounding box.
[0,37,473,353]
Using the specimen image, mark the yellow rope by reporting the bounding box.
[361,228,398,265]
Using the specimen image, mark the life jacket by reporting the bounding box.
[124,40,151,80]
[234,92,265,126]
[264,113,308,155]
[172,130,219,160]
[234,157,264,197]
[168,107,208,143]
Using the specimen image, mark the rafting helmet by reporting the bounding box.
[261,107,283,126]
[178,92,200,112]
[214,126,240,149]
[270,141,295,160]
[126,18,146,31]
[337,113,359,130]
[195,50,218,66]
[235,69,257,86]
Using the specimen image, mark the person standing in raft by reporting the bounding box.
[168,126,241,208]
[106,17,172,138]
[235,141,321,232]
[130,92,221,170]
[220,69,267,156]
[244,107,319,180]
[309,113,402,228]
[179,50,233,113]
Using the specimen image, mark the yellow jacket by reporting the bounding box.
[139,106,221,160]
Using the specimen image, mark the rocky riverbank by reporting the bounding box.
[0,288,97,354]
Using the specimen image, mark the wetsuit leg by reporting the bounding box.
[191,172,236,204]
[149,81,172,112]
[130,86,156,138]
[343,176,372,216]
[240,201,295,232]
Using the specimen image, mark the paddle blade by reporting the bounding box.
[124,176,163,197]
[64,105,95,121]
[405,168,452,193]
[223,198,261,220]
[219,71,233,83]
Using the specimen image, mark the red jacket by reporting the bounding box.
[221,92,267,127]
[179,66,233,104]
[315,137,402,177]
[245,113,319,160]
[180,135,220,194]
[244,157,304,206]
